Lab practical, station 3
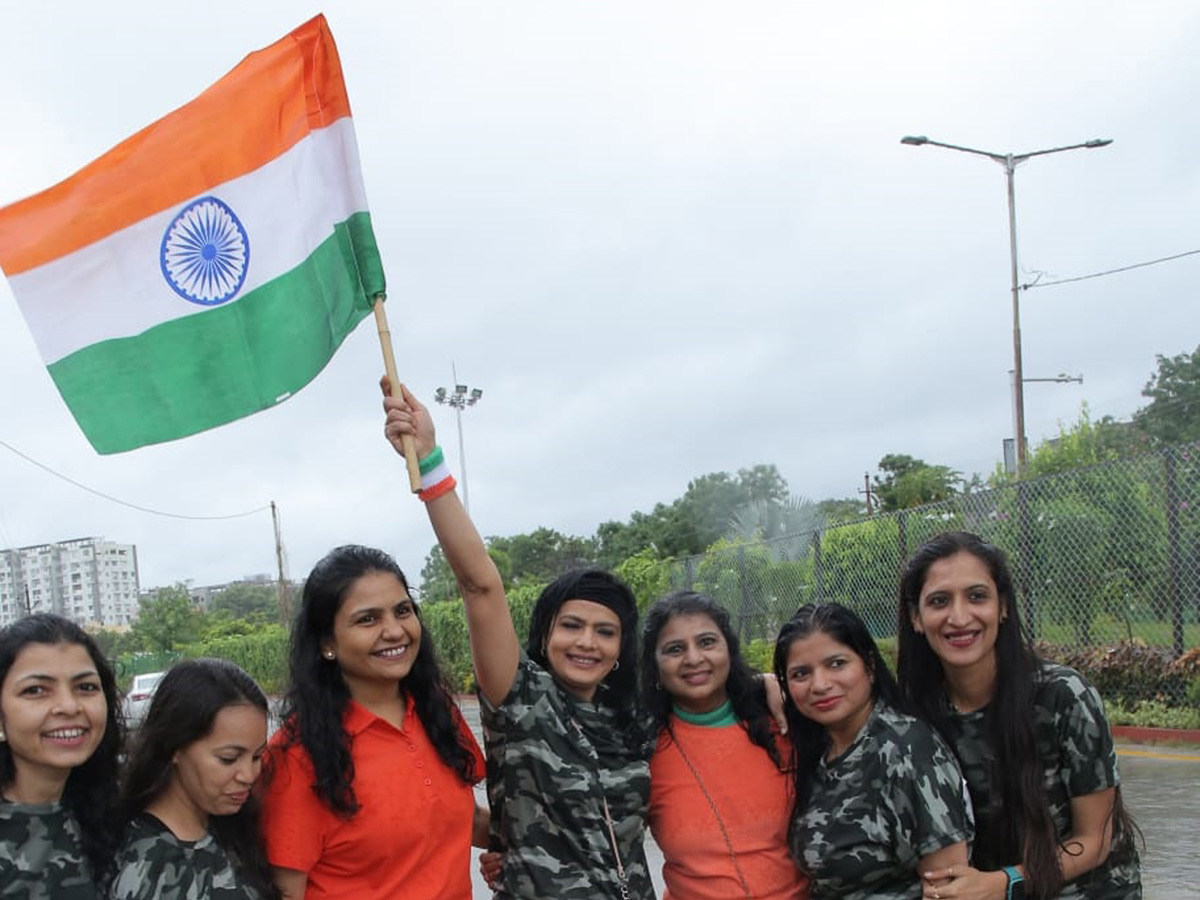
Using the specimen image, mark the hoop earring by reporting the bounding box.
[611,660,620,672]
[654,681,663,691]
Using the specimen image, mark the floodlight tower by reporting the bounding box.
[434,368,483,514]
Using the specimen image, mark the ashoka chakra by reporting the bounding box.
[160,196,250,306]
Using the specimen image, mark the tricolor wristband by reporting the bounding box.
[416,446,456,503]
[418,445,444,476]
[1003,866,1025,900]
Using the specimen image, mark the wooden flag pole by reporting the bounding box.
[373,295,422,493]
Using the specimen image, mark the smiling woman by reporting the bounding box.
[897,532,1142,900]
[0,613,122,898]
[258,545,486,900]
[774,603,972,900]
[383,383,656,900]
[641,591,806,900]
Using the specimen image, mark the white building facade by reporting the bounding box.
[0,537,140,628]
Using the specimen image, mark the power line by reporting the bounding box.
[0,439,270,521]
[1023,248,1200,290]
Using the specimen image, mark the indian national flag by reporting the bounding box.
[0,15,384,454]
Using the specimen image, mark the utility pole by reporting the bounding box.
[859,472,876,516]
[901,134,1111,472]
[270,501,291,625]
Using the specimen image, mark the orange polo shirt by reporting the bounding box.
[261,699,483,900]
[649,718,808,900]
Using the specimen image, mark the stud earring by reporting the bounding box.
[0,730,6,742]
[323,650,335,660]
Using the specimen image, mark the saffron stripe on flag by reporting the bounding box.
[47,212,381,454]
[0,16,351,275]
[10,118,368,365]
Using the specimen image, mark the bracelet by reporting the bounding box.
[1003,866,1025,900]
[417,446,444,476]
[418,474,457,503]
[415,446,455,501]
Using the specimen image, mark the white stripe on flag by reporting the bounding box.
[11,117,369,365]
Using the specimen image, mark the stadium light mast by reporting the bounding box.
[434,365,483,514]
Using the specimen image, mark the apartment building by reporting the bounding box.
[0,537,140,628]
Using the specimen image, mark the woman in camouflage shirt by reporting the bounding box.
[774,603,973,900]
[898,532,1141,900]
[0,614,122,899]
[384,386,655,900]
[109,658,276,900]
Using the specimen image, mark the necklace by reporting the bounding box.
[669,724,754,900]
[569,716,632,900]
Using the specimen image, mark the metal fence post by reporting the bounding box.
[897,510,908,570]
[737,545,750,641]
[684,556,696,591]
[812,530,824,603]
[1017,479,1036,640]
[1165,448,1185,658]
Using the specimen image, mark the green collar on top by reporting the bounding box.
[672,698,736,727]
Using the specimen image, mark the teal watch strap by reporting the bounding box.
[1003,866,1025,900]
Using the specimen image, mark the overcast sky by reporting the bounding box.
[2,1,1198,590]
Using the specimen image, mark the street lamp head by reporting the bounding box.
[434,387,447,404]
[1085,138,1114,148]
[455,384,468,396]
[900,135,928,146]
[469,388,483,403]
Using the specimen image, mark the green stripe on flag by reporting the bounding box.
[48,211,385,454]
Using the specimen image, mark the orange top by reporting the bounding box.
[260,700,483,900]
[649,718,808,900]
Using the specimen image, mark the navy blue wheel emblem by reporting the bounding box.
[160,196,250,305]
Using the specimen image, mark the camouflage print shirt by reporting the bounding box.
[943,663,1142,900]
[0,799,98,900]
[790,701,973,900]
[480,652,655,900]
[108,814,263,900]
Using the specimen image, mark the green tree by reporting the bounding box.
[199,610,260,640]
[488,528,597,585]
[874,454,961,511]
[419,545,459,603]
[997,406,1148,481]
[132,585,204,652]
[817,497,868,524]
[209,581,278,622]
[1134,345,1200,445]
[613,547,673,613]
[728,494,823,543]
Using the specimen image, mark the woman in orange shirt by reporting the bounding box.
[642,591,808,900]
[259,545,487,900]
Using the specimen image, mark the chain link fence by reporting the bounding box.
[664,444,1200,709]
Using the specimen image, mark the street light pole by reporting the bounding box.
[900,135,1112,472]
[433,365,483,514]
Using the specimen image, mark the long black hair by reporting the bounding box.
[275,545,477,817]
[773,602,900,844]
[0,613,122,888]
[118,658,278,899]
[641,591,782,769]
[526,568,651,755]
[897,531,1138,900]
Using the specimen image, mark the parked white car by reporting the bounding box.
[123,671,166,728]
